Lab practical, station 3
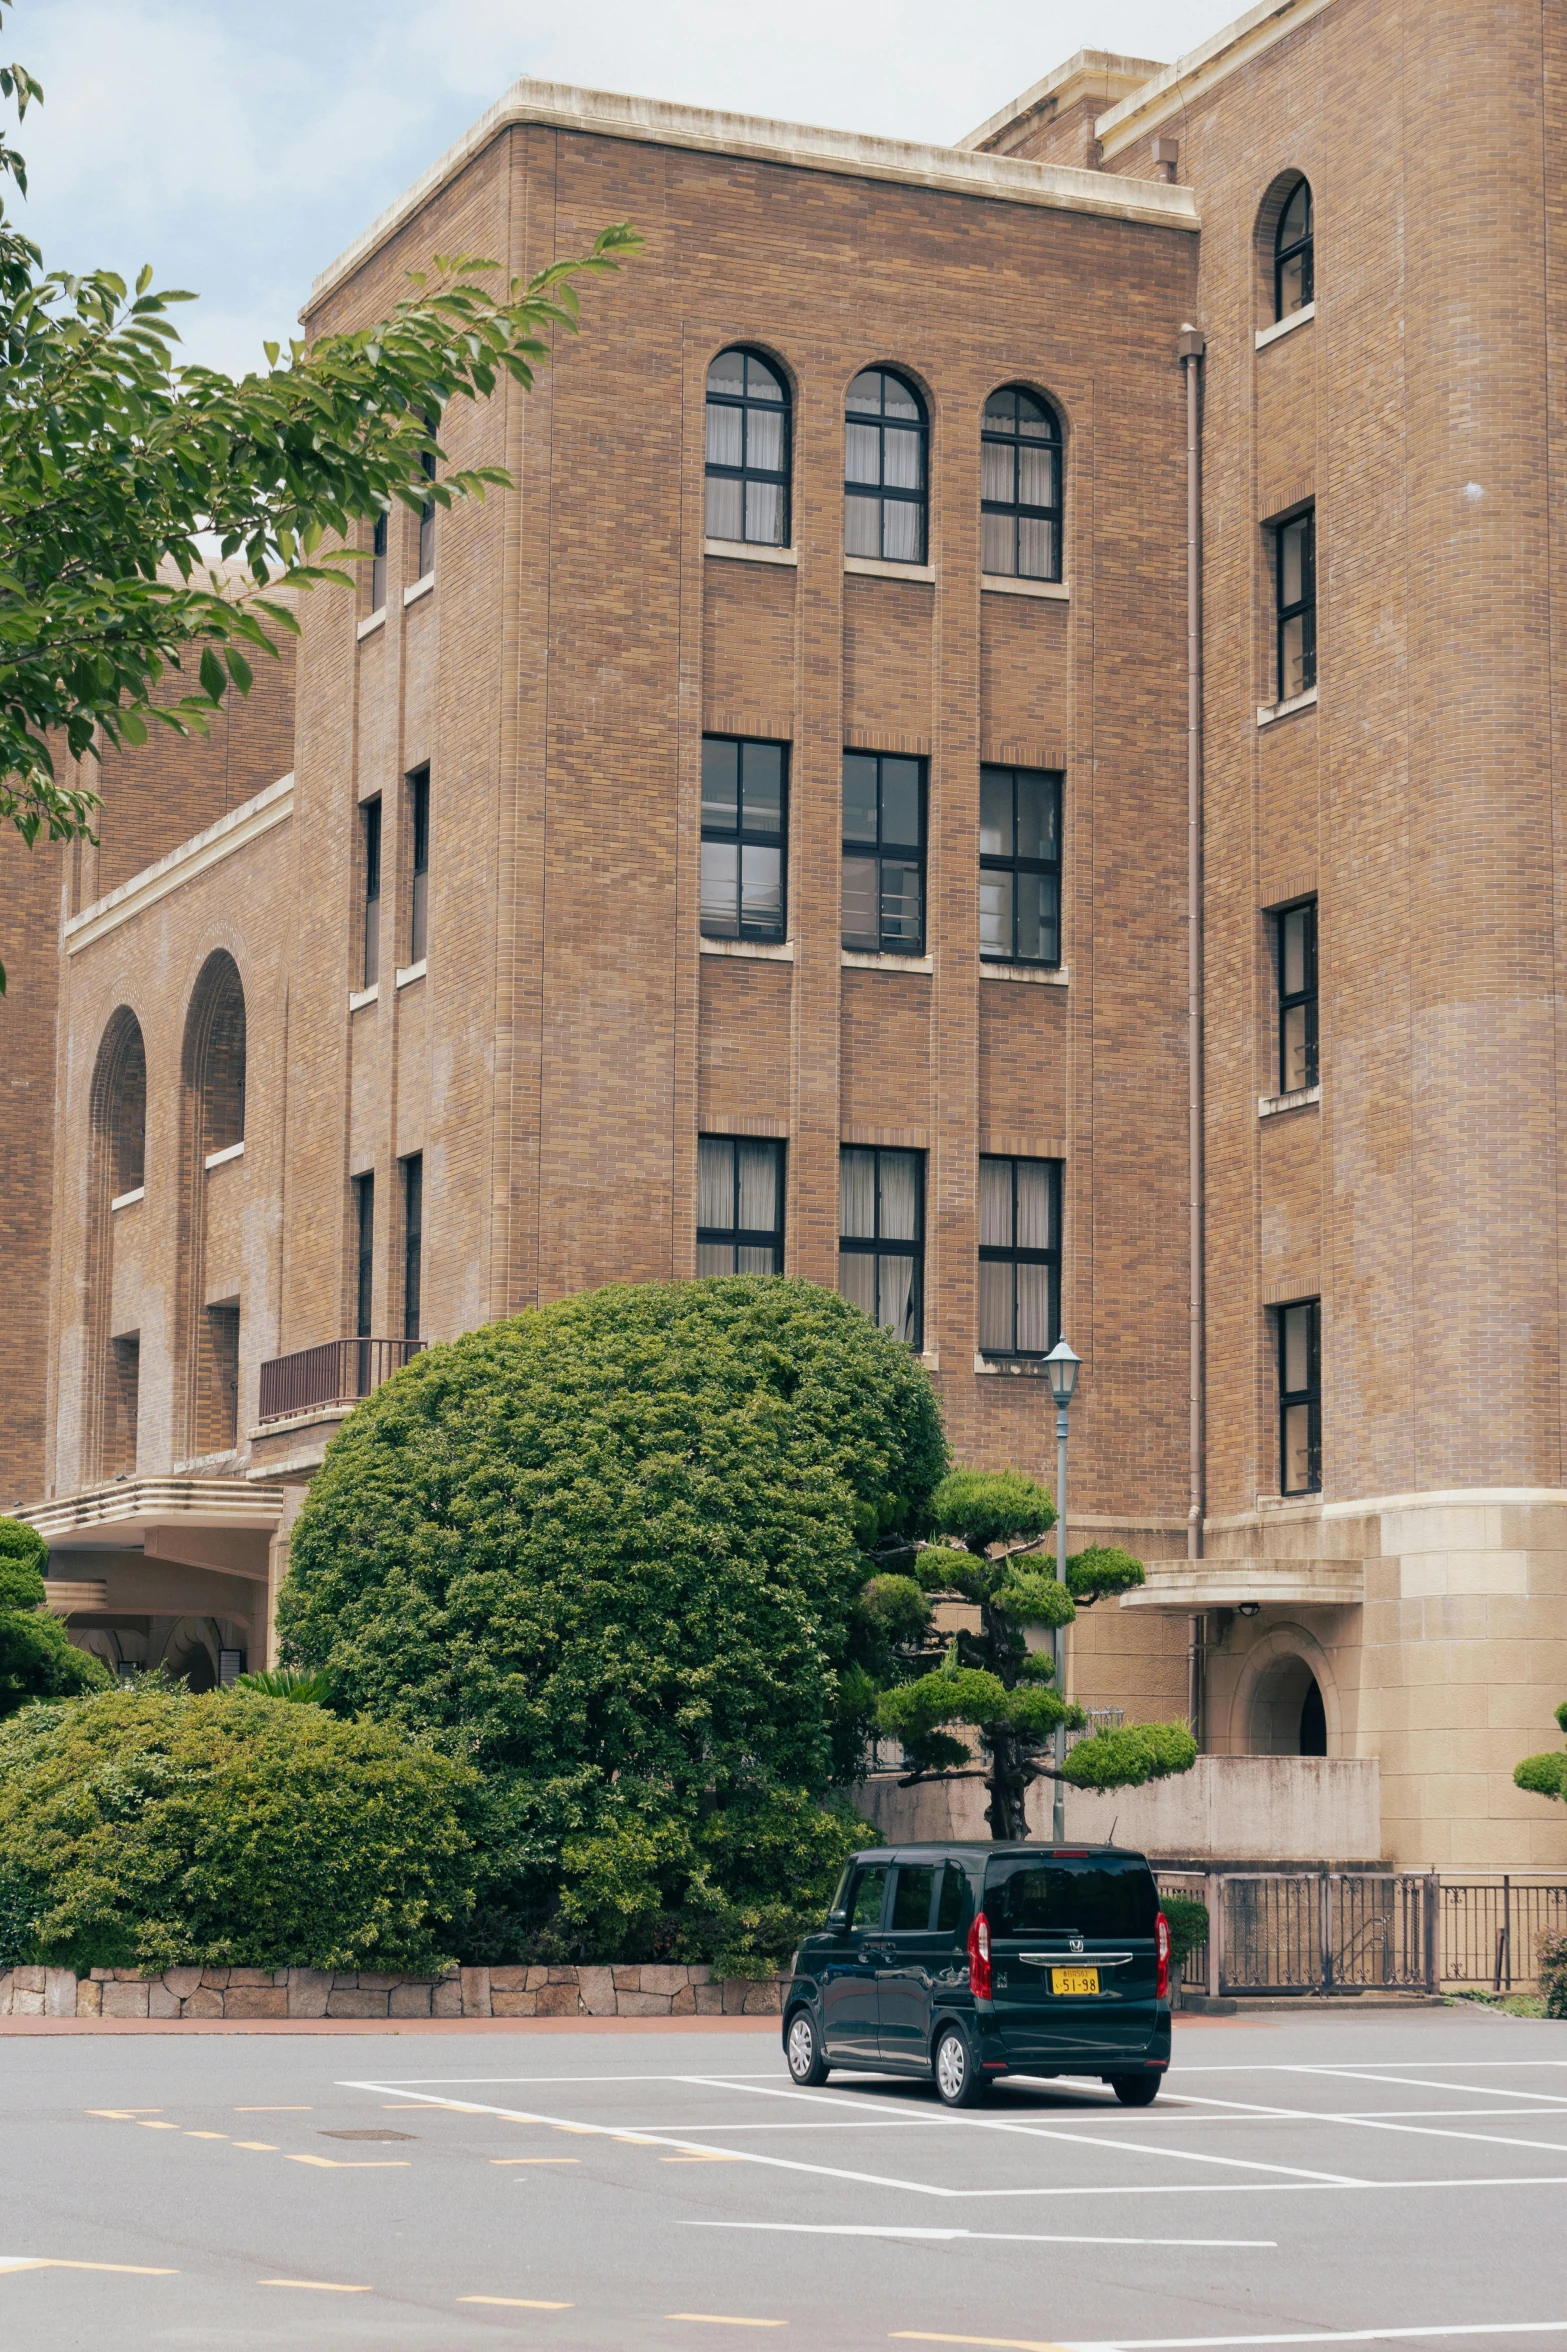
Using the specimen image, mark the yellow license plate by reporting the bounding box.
[1050,1967,1100,1997]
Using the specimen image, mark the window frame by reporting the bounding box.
[361,797,382,989]
[1272,506,1316,704]
[353,1172,375,1340]
[370,511,387,613]
[838,1144,925,1351]
[401,1151,423,1344]
[704,347,792,548]
[980,386,1063,582]
[696,1134,786,1275]
[1274,897,1319,1095]
[1275,1297,1322,1497]
[841,750,927,956]
[408,766,430,963]
[979,765,1062,967]
[417,411,437,578]
[1274,177,1315,321]
[843,368,929,565]
[977,1154,1062,1361]
[700,735,789,944]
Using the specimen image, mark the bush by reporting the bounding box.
[0,1687,474,1975]
[0,1517,112,1718]
[1540,1931,1567,2021]
[277,1277,947,1962]
[1160,1891,1211,1972]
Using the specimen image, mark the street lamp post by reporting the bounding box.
[1044,1338,1082,1844]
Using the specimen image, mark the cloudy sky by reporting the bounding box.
[9,0,1227,372]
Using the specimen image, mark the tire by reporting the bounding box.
[785,2008,830,2087]
[1110,2072,1162,2107]
[933,2026,988,2108]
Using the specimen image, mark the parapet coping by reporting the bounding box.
[304,78,1198,316]
[958,49,1168,157]
[18,1477,286,1541]
[1094,0,1340,161]
[64,774,294,957]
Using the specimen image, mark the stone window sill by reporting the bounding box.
[982,960,1068,986]
[204,1141,244,1171]
[110,1185,146,1213]
[917,1350,940,1371]
[1256,302,1315,351]
[1258,1083,1321,1119]
[348,982,380,1012]
[395,958,427,989]
[403,573,435,606]
[356,607,386,642]
[1258,686,1318,728]
[704,538,798,567]
[844,556,936,584]
[842,949,934,973]
[700,936,795,962]
[982,575,1069,601]
[974,1354,1049,1376]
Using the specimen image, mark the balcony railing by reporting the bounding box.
[257,1337,423,1425]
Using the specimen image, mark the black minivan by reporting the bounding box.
[782,1842,1171,2108]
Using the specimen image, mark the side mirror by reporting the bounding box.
[825,1909,847,1930]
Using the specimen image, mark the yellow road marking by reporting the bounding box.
[135,2121,180,2131]
[490,2157,580,2166]
[668,2318,788,2330]
[554,2122,596,2134]
[889,2337,1078,2351]
[259,2278,372,2293]
[460,2298,576,2310]
[86,2108,159,2118]
[232,2141,278,2152]
[284,2155,411,2170]
[1,2261,179,2277]
[184,2132,227,2140]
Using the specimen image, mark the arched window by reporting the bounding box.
[981,388,1062,581]
[178,952,247,1458]
[705,348,790,547]
[188,956,245,1156]
[86,1009,149,1479]
[1274,178,1314,319]
[845,369,928,564]
[92,1010,147,1201]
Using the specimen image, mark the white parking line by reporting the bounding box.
[1164,2089,1567,2159]
[680,2221,1276,2248]
[1066,2325,1567,2351]
[1292,2069,1567,2106]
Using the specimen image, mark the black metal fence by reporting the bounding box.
[1157,1870,1567,1997]
[257,1336,422,1424]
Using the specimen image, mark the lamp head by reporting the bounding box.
[1043,1337,1081,1409]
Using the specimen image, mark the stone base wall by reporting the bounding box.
[0,1961,786,2022]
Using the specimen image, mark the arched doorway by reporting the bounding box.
[1248,1651,1329,1755]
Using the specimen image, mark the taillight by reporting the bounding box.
[1155,1910,1171,2001]
[967,1911,993,2001]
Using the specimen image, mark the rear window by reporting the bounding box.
[984,1855,1157,1939]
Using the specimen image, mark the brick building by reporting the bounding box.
[3,0,1564,1868]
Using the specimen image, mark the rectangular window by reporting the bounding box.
[1274,508,1316,703]
[402,1153,423,1344]
[417,421,436,578]
[700,737,787,942]
[354,1173,375,1339]
[408,767,430,962]
[362,798,382,988]
[1276,1298,1321,1496]
[979,766,1061,965]
[207,1303,239,1452]
[842,752,925,955]
[109,1333,140,1477]
[1275,899,1318,1094]
[978,1156,1061,1357]
[697,1136,784,1273]
[370,511,387,612]
[839,1145,924,1347]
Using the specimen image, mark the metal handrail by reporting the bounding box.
[257,1336,422,1423]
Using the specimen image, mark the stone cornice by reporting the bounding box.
[1095,0,1340,161]
[958,50,1167,158]
[305,79,1198,316]
[63,773,293,957]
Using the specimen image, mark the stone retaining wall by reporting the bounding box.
[0,1961,786,2022]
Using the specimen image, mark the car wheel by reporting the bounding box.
[786,2009,830,2087]
[933,2026,987,2108]
[1110,2072,1162,2106]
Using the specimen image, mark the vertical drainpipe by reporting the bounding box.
[1178,322,1207,1735]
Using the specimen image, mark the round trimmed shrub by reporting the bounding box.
[0,1516,112,1717]
[0,1687,474,1975]
[276,1276,947,1960]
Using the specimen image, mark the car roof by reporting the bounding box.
[850,1842,1150,1863]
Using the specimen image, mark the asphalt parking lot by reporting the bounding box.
[3,2007,1566,2349]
